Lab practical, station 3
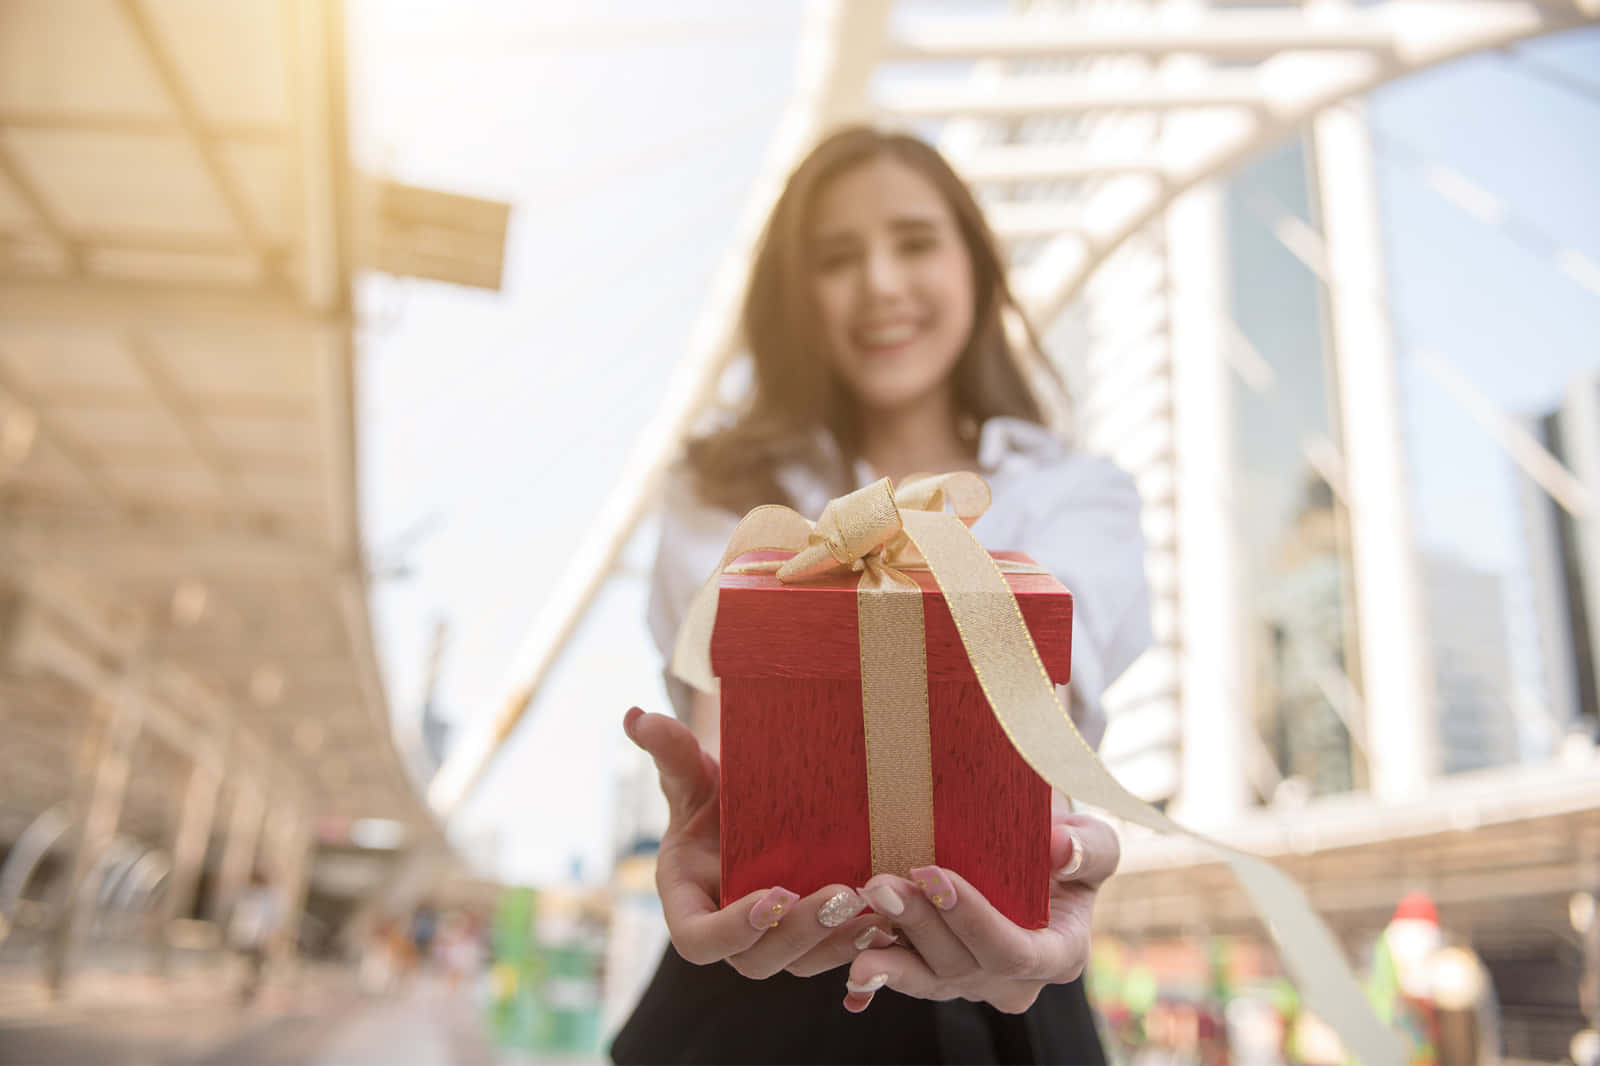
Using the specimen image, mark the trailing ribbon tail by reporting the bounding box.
[897,506,1404,1066]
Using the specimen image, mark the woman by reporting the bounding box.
[613,126,1152,1064]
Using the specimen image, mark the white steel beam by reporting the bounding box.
[45,660,144,994]
[1167,182,1251,829]
[960,143,1170,185]
[62,230,290,261]
[0,110,282,142]
[208,778,264,924]
[152,758,219,973]
[288,0,344,312]
[2,500,336,577]
[115,0,274,276]
[1314,102,1438,801]
[11,617,210,767]
[879,73,1264,120]
[0,364,127,511]
[1411,348,1592,519]
[0,144,79,272]
[6,527,332,582]
[1023,3,1593,331]
[147,629,349,664]
[125,336,241,500]
[986,200,1090,241]
[888,14,1399,62]
[0,278,338,331]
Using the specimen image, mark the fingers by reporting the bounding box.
[843,946,927,1013]
[900,864,1090,985]
[786,921,896,979]
[725,885,876,979]
[623,707,716,826]
[843,947,1044,1015]
[1050,814,1120,888]
[664,884,794,967]
[859,875,977,979]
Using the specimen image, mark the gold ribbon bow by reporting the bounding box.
[673,473,1402,1066]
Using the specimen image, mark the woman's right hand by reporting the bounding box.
[623,707,890,978]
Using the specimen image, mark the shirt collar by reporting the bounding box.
[806,415,1061,489]
[977,416,1062,472]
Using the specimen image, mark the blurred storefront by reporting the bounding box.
[486,884,606,1058]
[0,0,505,1000]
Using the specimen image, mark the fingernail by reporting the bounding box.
[817,889,866,928]
[910,865,957,910]
[860,882,904,917]
[853,926,891,951]
[1055,829,1085,879]
[845,973,888,995]
[750,887,799,931]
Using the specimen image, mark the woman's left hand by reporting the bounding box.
[842,813,1119,1014]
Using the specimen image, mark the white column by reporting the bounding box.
[209,778,264,924]
[1167,182,1252,827]
[1557,376,1600,727]
[47,665,144,994]
[264,803,313,963]
[1313,103,1438,800]
[153,758,220,974]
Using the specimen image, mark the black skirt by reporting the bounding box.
[611,944,1108,1065]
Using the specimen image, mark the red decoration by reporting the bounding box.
[710,550,1073,929]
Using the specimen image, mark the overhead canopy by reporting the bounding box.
[0,0,438,847]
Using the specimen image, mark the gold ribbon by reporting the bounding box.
[673,473,1402,1066]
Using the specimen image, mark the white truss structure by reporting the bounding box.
[439,0,1600,816]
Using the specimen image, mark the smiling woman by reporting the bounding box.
[614,125,1153,1065]
[809,156,977,464]
[684,127,1063,519]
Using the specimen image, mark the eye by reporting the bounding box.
[814,249,857,273]
[898,234,937,256]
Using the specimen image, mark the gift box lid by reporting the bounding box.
[710,549,1072,684]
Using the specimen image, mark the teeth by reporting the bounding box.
[859,324,917,348]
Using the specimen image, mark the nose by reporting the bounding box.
[862,243,907,298]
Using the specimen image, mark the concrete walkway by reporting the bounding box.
[0,961,542,1066]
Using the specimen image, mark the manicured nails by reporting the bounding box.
[860,881,904,917]
[910,865,957,910]
[817,889,866,928]
[1055,828,1085,879]
[857,921,896,947]
[750,887,799,931]
[845,973,888,995]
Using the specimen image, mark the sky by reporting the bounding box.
[347,0,810,882]
[344,2,1600,885]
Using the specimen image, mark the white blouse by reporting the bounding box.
[647,416,1153,750]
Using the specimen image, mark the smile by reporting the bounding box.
[854,321,924,353]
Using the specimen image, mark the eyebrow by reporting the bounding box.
[812,215,942,248]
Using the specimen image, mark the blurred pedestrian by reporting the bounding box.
[226,871,280,1005]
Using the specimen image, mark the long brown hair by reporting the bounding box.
[686,125,1068,514]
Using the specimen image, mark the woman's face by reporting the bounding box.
[808,155,975,417]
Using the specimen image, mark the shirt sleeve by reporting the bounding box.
[1018,455,1154,750]
[646,465,739,720]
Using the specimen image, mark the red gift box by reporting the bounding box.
[709,549,1073,929]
